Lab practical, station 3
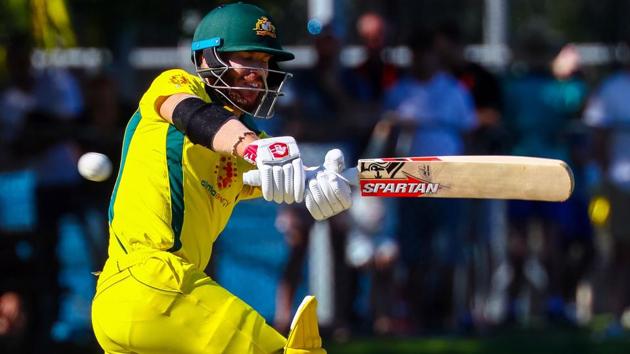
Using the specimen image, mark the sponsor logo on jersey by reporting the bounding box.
[253,16,277,38]
[360,176,440,197]
[169,74,190,87]
[201,180,230,207]
[215,156,237,189]
[268,142,289,159]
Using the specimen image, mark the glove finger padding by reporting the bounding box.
[283,163,295,204]
[244,136,303,205]
[306,177,332,221]
[323,149,345,173]
[323,149,352,210]
[293,158,305,203]
[311,176,334,216]
[326,171,352,210]
[259,164,274,201]
[303,148,353,221]
[305,191,324,221]
[272,165,284,204]
[317,171,344,214]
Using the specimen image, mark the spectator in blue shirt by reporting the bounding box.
[382,27,477,331]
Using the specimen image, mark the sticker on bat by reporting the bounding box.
[359,161,404,179]
[360,175,440,197]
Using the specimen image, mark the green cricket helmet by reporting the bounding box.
[191,2,294,119]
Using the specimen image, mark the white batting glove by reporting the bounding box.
[305,149,353,221]
[243,136,305,204]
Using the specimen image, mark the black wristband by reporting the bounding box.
[172,97,235,150]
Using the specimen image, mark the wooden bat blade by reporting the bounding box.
[356,156,574,201]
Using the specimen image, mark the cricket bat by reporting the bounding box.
[242,156,574,202]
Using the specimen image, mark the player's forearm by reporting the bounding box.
[212,119,258,156]
[158,94,258,157]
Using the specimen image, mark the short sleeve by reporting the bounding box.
[139,69,208,122]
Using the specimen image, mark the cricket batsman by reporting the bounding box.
[91,3,352,353]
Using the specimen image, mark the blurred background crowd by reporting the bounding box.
[2,0,630,353]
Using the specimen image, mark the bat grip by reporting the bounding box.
[242,167,359,187]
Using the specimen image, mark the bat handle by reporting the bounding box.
[242,167,359,187]
[242,169,261,187]
[340,167,359,187]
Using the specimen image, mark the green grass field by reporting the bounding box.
[47,326,630,354]
[326,329,630,354]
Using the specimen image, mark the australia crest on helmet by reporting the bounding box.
[253,16,277,38]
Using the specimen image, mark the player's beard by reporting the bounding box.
[226,87,261,112]
[220,69,266,113]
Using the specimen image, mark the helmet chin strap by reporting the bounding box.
[194,47,291,119]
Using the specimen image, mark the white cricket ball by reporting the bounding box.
[78,152,113,182]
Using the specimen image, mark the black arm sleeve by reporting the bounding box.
[171,97,236,150]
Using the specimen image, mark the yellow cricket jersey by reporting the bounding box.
[107,69,262,271]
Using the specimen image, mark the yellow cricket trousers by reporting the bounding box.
[91,250,286,354]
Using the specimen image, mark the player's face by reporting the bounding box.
[222,51,272,111]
